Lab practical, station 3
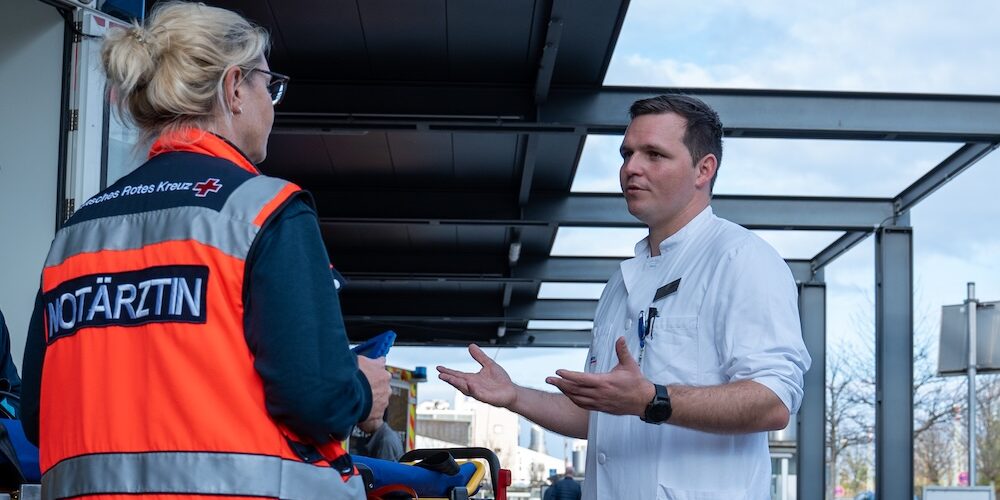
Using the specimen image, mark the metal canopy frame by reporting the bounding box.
[275,86,1000,142]
[164,1,1000,498]
[293,93,995,500]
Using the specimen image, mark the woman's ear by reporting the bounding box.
[222,66,244,115]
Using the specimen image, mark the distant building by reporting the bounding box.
[769,423,798,500]
[529,424,546,454]
[572,439,587,475]
[416,392,569,487]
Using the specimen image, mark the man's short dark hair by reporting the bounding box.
[628,94,724,190]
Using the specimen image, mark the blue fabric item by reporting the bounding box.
[352,455,479,497]
[0,420,39,482]
[352,331,396,359]
[0,310,21,416]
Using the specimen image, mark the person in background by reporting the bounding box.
[352,412,404,462]
[0,310,20,418]
[19,2,389,498]
[549,465,581,500]
[439,94,810,499]
[542,473,559,500]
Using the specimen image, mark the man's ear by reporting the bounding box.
[694,154,718,190]
[221,66,244,114]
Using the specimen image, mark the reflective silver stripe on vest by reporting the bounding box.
[220,175,296,224]
[41,452,365,500]
[44,175,296,269]
[44,206,258,268]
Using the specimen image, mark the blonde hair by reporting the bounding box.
[101,1,269,143]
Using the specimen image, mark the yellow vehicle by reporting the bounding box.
[350,365,426,454]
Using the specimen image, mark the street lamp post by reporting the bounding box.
[966,282,978,486]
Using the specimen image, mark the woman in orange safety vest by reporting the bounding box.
[20,2,390,498]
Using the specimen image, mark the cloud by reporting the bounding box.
[606,0,1000,94]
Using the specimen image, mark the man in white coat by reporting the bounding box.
[438,94,811,499]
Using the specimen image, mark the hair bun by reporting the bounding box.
[128,26,148,45]
[100,1,270,143]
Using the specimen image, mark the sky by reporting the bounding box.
[384,0,1000,457]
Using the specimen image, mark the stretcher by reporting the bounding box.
[354,447,511,500]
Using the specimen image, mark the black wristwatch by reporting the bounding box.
[641,383,672,424]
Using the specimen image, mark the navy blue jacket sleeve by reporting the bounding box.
[0,310,21,398]
[20,292,45,445]
[244,196,372,443]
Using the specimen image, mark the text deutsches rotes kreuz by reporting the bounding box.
[80,181,201,208]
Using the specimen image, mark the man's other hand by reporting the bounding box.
[358,355,391,422]
[546,337,654,416]
[437,344,517,409]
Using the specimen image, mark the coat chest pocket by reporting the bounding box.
[644,316,698,383]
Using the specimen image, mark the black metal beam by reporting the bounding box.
[275,86,1000,141]
[785,260,821,284]
[543,87,1000,141]
[533,0,565,105]
[510,299,598,321]
[316,192,896,231]
[343,321,517,346]
[894,142,997,214]
[518,135,540,206]
[500,330,593,348]
[797,281,827,500]
[344,257,819,287]
[312,189,521,221]
[874,227,914,499]
[811,231,871,271]
[514,256,622,282]
[525,194,896,231]
[333,253,509,277]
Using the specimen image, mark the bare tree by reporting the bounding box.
[840,444,872,497]
[827,293,962,496]
[975,374,1000,494]
[914,415,958,489]
[827,344,873,500]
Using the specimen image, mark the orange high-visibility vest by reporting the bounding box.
[37,130,364,500]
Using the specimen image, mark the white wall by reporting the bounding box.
[0,0,65,367]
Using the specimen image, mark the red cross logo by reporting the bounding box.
[193,178,223,197]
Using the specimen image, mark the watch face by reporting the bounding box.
[643,384,671,423]
[646,401,670,422]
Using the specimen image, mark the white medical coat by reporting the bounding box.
[582,207,811,500]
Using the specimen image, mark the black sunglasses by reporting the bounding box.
[243,68,290,105]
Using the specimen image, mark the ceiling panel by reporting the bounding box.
[456,226,510,252]
[552,1,628,84]
[387,132,454,183]
[358,0,449,81]
[261,134,332,179]
[320,222,411,250]
[268,0,370,80]
[201,0,290,64]
[322,133,394,183]
[446,0,538,82]
[452,133,520,187]
[406,225,458,250]
[533,133,587,190]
